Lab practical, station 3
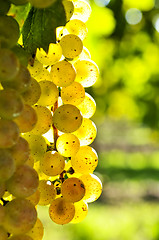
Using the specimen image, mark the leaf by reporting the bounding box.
[22,0,66,55]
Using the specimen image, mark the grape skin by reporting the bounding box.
[9,235,33,240]
[0,226,8,240]
[70,200,88,223]
[26,218,44,240]
[38,180,56,206]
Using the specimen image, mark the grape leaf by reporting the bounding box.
[22,0,66,55]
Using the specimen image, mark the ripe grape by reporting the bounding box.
[0,0,11,15]
[66,19,88,40]
[40,151,65,176]
[0,150,15,182]
[61,81,85,106]
[0,119,19,148]
[28,0,56,8]
[52,104,83,133]
[9,235,33,240]
[50,60,76,87]
[61,177,85,202]
[26,189,40,206]
[6,164,39,198]
[56,133,80,157]
[76,92,96,118]
[27,218,44,240]
[49,197,75,224]
[71,146,98,174]
[28,59,43,78]
[38,180,56,205]
[60,34,83,59]
[71,0,91,22]
[70,200,88,223]
[0,183,5,198]
[3,198,37,235]
[62,0,74,21]
[0,226,8,240]
[34,68,51,82]
[0,205,5,226]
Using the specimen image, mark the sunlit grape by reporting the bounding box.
[28,59,43,78]
[9,235,33,240]
[34,68,51,82]
[27,218,44,240]
[71,0,91,22]
[70,200,88,223]
[66,19,88,40]
[26,189,40,206]
[76,92,96,118]
[0,226,8,240]
[62,0,74,21]
[38,180,56,205]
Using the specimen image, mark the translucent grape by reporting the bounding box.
[0,0,11,15]
[60,34,83,59]
[50,60,76,87]
[0,119,19,148]
[38,180,56,205]
[0,204,5,225]
[28,59,43,78]
[0,48,20,81]
[23,134,47,162]
[61,177,85,202]
[70,200,88,223]
[66,19,88,40]
[71,146,98,174]
[71,0,91,23]
[49,197,75,224]
[56,133,80,157]
[0,15,20,48]
[10,0,28,5]
[0,226,8,240]
[14,104,37,133]
[27,218,44,240]
[79,174,102,203]
[6,164,39,198]
[30,105,52,135]
[3,198,37,235]
[9,136,30,166]
[0,183,5,198]
[25,155,34,168]
[73,118,97,146]
[74,59,99,87]
[70,46,91,64]
[40,151,65,176]
[36,43,62,65]
[76,92,96,118]
[52,104,83,133]
[9,235,33,240]
[26,189,40,206]
[28,0,56,8]
[34,68,51,82]
[62,0,74,21]
[61,81,85,106]
[22,78,41,105]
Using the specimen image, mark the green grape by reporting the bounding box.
[0,226,7,240]
[62,0,74,21]
[49,197,75,224]
[36,43,62,65]
[6,164,39,198]
[66,19,88,40]
[11,45,29,67]
[9,235,33,240]
[40,151,65,176]
[0,183,5,198]
[70,200,88,223]
[56,133,80,157]
[73,118,97,146]
[60,34,83,59]
[0,15,20,48]
[0,204,5,225]
[0,48,20,81]
[29,0,56,8]
[37,80,59,106]
[0,89,24,120]
[0,119,20,148]
[3,198,37,235]
[10,0,28,5]
[50,60,76,87]
[61,177,85,202]
[22,78,41,105]
[26,189,40,206]
[61,82,85,106]
[30,105,52,135]
[14,104,37,133]
[71,146,98,174]
[38,180,56,205]
[9,137,30,166]
[1,64,31,93]
[27,218,44,240]
[76,92,96,118]
[52,104,83,133]
[23,133,47,162]
[71,0,91,23]
[28,59,43,78]
[0,0,11,15]
[34,67,51,82]
[74,59,99,87]
[79,174,102,203]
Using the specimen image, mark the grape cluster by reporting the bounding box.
[0,0,102,239]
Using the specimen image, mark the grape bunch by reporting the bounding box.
[0,0,102,239]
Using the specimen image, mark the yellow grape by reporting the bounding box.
[35,68,51,82]
[71,0,91,23]
[66,19,88,40]
[73,118,97,146]
[61,177,85,202]
[76,92,96,118]
[0,183,5,198]
[71,146,98,174]
[0,204,5,225]
[49,197,75,224]
[22,78,41,105]
[56,133,80,157]
[60,34,83,59]
[70,200,88,223]
[29,0,56,8]
[9,235,33,240]
[61,82,85,106]
[74,59,99,87]
[25,155,34,168]
[38,180,56,206]
[79,174,102,203]
[28,59,43,78]
[62,0,74,21]
[27,218,44,240]
[50,60,76,87]
[69,46,91,64]
[14,104,37,133]
[36,43,62,65]
[0,226,8,240]
[26,189,40,206]
[52,104,83,133]
[37,80,59,106]
[30,105,52,135]
[40,151,65,176]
